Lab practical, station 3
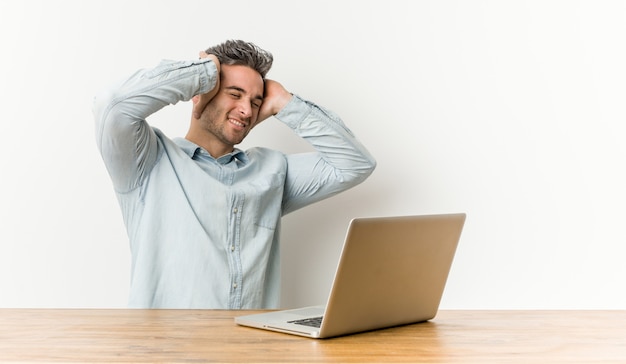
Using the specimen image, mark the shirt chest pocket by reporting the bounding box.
[239,172,285,231]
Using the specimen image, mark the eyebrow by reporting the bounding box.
[225,86,264,102]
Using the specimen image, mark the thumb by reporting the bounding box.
[192,95,203,119]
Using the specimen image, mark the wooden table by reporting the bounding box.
[0,309,625,363]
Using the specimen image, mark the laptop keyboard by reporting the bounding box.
[288,316,323,328]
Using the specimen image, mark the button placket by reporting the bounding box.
[227,195,244,308]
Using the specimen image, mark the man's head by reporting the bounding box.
[187,40,273,157]
[204,39,273,79]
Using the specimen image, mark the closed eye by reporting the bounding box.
[225,86,263,109]
[225,86,245,98]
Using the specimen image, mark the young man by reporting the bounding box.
[93,40,376,309]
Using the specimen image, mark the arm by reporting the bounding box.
[92,57,219,192]
[275,93,377,215]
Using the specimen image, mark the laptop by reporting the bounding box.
[235,213,466,339]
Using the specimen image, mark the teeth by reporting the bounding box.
[229,119,245,127]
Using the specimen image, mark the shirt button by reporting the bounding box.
[230,245,235,252]
[233,208,238,214]
[233,283,238,289]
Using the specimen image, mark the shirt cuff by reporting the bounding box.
[274,94,311,129]
[199,59,219,95]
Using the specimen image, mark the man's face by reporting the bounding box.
[200,64,264,148]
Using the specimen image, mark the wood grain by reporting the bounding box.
[0,309,625,363]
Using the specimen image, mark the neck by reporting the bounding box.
[185,129,234,159]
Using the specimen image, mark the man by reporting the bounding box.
[93,40,376,309]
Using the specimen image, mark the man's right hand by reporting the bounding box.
[192,52,221,119]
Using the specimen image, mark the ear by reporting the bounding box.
[199,51,209,59]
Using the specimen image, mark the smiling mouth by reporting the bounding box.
[228,118,246,129]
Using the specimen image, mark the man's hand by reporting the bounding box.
[257,79,293,123]
[192,52,221,119]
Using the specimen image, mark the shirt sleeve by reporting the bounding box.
[92,59,218,193]
[277,95,377,214]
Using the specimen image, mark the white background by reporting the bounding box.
[1,0,624,309]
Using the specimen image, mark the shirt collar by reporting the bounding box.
[173,137,248,164]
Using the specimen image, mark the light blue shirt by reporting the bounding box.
[93,58,376,309]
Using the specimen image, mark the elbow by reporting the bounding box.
[342,156,377,187]
[92,90,113,152]
[92,87,118,133]
[92,88,135,153]
[361,157,377,182]
[367,157,377,175]
[361,151,377,178]
[358,157,377,181]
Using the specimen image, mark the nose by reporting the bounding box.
[237,100,252,119]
